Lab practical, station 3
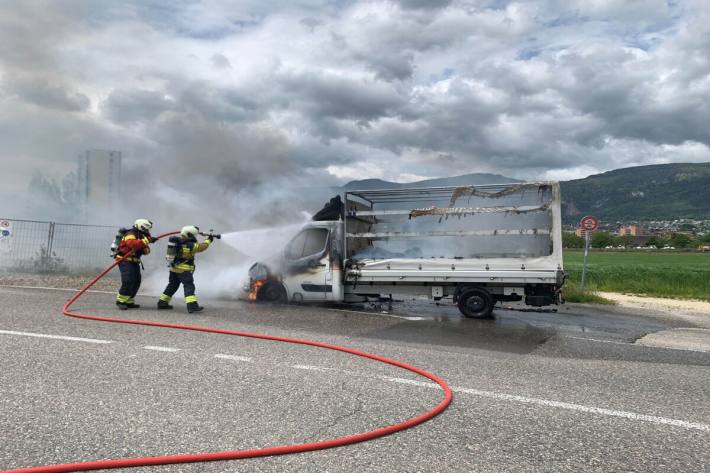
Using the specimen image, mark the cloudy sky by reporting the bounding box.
[1,0,709,223]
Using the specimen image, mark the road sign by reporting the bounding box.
[580,215,599,232]
[0,219,13,254]
[579,215,598,291]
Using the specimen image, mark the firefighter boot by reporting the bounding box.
[125,302,141,309]
[116,301,129,311]
[157,300,173,310]
[187,302,204,313]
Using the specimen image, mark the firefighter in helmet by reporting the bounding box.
[158,225,214,313]
[115,218,155,310]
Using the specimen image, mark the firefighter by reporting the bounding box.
[115,218,155,310]
[157,225,214,313]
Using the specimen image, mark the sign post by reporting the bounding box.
[579,215,598,291]
[0,220,13,260]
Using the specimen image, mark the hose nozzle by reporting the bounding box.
[199,230,222,239]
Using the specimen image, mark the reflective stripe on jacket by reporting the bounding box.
[171,239,211,273]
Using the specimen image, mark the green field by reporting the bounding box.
[564,250,710,301]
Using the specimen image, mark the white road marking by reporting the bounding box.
[215,354,252,362]
[0,284,116,295]
[381,376,710,432]
[0,329,113,344]
[564,336,634,346]
[143,345,180,352]
[292,364,332,372]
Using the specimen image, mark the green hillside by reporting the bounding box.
[342,163,710,223]
[560,163,710,223]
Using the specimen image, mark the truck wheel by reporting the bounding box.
[457,288,494,319]
[257,282,287,303]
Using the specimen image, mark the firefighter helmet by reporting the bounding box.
[181,225,200,240]
[133,218,153,232]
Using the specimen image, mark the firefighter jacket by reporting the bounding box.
[170,238,211,273]
[116,230,152,263]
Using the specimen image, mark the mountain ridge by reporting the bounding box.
[342,163,710,223]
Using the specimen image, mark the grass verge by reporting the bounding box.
[562,284,616,305]
[564,250,710,301]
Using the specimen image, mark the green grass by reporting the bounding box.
[564,250,710,301]
[561,284,616,305]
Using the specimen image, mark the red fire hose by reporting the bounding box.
[4,231,452,473]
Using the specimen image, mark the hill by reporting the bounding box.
[560,163,710,224]
[342,163,710,224]
[343,173,519,190]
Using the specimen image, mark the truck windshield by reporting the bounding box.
[285,228,328,260]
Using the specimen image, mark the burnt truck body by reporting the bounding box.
[247,182,565,318]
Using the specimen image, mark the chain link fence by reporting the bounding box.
[0,218,118,272]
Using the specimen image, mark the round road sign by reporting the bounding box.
[580,215,599,232]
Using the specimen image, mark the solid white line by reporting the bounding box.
[292,364,332,372]
[215,354,252,362]
[381,376,710,432]
[564,336,632,346]
[0,329,113,344]
[0,284,116,295]
[143,345,180,352]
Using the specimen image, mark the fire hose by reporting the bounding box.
[4,231,452,473]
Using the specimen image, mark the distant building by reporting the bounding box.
[618,224,648,237]
[77,149,122,222]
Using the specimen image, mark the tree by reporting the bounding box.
[670,233,692,249]
[562,232,584,248]
[27,171,63,219]
[620,234,636,248]
[591,232,614,248]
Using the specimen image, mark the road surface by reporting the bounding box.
[1,285,708,472]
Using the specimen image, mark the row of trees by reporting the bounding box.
[563,231,710,249]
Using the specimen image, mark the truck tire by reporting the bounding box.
[457,288,494,319]
[257,281,287,303]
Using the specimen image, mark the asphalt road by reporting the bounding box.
[1,285,709,472]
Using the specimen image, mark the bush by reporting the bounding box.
[31,246,68,274]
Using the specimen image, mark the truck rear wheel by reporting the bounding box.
[457,288,494,319]
[257,281,287,303]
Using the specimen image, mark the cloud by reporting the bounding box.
[1,0,709,225]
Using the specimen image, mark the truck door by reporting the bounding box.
[283,227,330,301]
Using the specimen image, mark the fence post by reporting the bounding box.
[47,222,56,256]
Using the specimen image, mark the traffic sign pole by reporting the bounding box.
[579,215,598,292]
[581,230,589,290]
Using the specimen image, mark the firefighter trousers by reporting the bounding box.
[160,271,198,304]
[116,261,141,303]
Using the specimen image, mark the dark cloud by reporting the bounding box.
[2,0,710,224]
[1,75,90,112]
[210,53,232,69]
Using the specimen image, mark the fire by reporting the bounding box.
[248,279,266,301]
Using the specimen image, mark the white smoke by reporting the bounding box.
[140,213,311,302]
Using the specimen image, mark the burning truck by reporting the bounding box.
[245,182,565,318]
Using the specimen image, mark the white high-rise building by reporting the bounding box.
[77,149,122,222]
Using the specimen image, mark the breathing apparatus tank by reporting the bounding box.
[165,235,181,267]
[110,228,129,258]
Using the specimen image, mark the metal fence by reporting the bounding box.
[0,218,117,272]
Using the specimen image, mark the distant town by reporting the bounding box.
[563,219,710,250]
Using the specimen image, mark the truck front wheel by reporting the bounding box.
[257,281,287,303]
[457,288,494,319]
